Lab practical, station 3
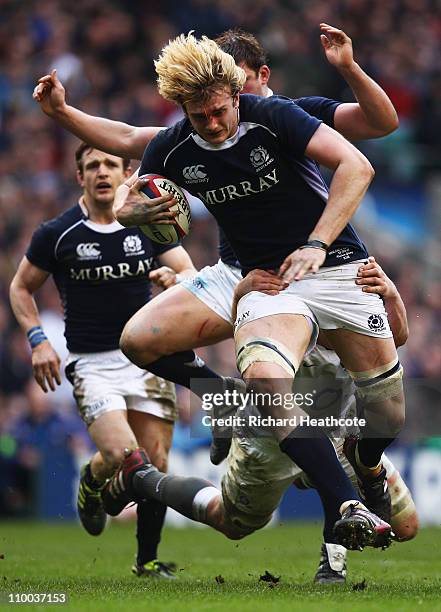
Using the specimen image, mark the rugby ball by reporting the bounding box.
[139,174,191,244]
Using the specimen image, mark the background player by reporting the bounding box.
[9,143,196,579]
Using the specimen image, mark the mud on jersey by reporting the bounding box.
[26,203,177,352]
[141,94,368,274]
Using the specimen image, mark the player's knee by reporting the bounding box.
[120,321,166,366]
[120,324,152,366]
[101,446,130,472]
[120,324,142,364]
[207,497,244,539]
[222,525,246,540]
[236,337,297,380]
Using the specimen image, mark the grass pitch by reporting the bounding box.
[1,521,441,611]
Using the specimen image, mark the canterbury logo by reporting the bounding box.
[76,243,101,258]
[183,165,207,180]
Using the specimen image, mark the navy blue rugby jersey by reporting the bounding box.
[140,94,368,274]
[26,203,176,352]
[218,95,342,267]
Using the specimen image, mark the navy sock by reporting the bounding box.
[280,427,360,518]
[357,436,395,468]
[145,350,221,394]
[318,491,340,544]
[136,499,167,565]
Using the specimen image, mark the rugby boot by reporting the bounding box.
[343,435,391,523]
[132,559,177,579]
[77,463,107,536]
[102,447,150,516]
[333,501,393,551]
[314,543,347,584]
[210,377,247,465]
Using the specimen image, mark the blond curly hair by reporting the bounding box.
[154,32,246,106]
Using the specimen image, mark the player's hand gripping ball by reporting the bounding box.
[140,175,191,244]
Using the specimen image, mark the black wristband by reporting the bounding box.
[299,239,328,252]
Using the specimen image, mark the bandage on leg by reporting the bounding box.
[348,360,404,470]
[236,337,299,377]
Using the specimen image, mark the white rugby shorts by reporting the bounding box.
[180,259,241,324]
[65,349,177,426]
[234,260,392,339]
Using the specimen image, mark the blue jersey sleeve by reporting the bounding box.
[26,222,57,273]
[140,132,168,176]
[140,124,188,257]
[140,119,189,177]
[242,95,322,156]
[151,241,181,258]
[295,96,341,129]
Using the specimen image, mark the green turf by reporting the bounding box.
[1,521,441,611]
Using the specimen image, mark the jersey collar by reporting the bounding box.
[191,88,274,150]
[78,197,124,233]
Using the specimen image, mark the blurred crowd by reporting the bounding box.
[0,0,440,515]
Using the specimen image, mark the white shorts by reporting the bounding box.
[234,261,392,339]
[65,349,177,427]
[221,433,353,536]
[180,259,241,324]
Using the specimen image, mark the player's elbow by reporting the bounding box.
[355,155,375,187]
[387,113,399,134]
[9,275,18,300]
[9,275,25,306]
[362,157,375,181]
[381,110,399,136]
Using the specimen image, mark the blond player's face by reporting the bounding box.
[185,88,239,144]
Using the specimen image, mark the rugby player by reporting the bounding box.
[33,25,403,549]
[110,32,407,550]
[101,441,417,583]
[9,144,196,579]
[32,27,399,428]
[101,356,417,587]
